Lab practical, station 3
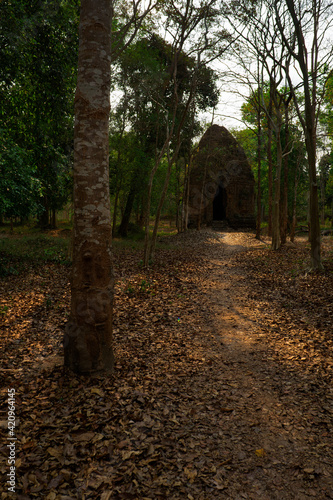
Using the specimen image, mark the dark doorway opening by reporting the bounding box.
[213,184,227,220]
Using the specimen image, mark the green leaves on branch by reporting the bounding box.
[0,130,42,219]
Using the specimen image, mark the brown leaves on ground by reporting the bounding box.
[0,230,333,499]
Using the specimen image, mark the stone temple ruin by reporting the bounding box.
[187,124,256,229]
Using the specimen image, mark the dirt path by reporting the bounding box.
[195,230,333,499]
[1,229,333,499]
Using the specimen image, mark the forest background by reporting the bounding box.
[0,0,333,261]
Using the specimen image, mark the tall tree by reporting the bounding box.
[64,0,114,374]
[0,0,79,227]
[142,0,227,265]
[274,0,333,269]
[226,0,332,267]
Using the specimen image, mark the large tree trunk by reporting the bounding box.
[64,0,114,374]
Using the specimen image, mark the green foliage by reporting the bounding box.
[319,68,333,142]
[0,129,43,219]
[0,0,79,224]
[111,32,219,227]
[0,233,71,275]
[321,152,333,202]
[237,84,309,223]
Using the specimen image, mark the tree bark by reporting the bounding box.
[149,143,181,262]
[50,208,57,230]
[64,0,114,374]
[255,87,262,240]
[306,128,322,269]
[39,197,50,228]
[118,186,136,237]
[112,188,119,238]
[290,160,299,243]
[267,90,273,237]
[320,168,326,225]
[271,128,282,250]
[278,0,324,270]
[280,99,290,245]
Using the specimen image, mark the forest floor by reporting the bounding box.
[1,228,333,499]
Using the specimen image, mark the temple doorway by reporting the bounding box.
[213,184,227,220]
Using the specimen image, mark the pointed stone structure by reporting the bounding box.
[187,124,255,229]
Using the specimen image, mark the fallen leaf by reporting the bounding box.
[255,448,266,458]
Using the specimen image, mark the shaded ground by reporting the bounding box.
[0,229,333,499]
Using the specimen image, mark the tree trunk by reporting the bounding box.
[183,155,192,232]
[50,208,57,230]
[198,160,208,230]
[290,161,299,243]
[112,188,119,238]
[306,130,323,270]
[267,90,273,237]
[255,94,262,240]
[320,169,326,225]
[138,196,145,229]
[64,0,114,374]
[143,155,165,267]
[271,129,282,250]
[282,0,323,271]
[39,197,49,228]
[118,186,136,237]
[280,101,290,245]
[149,146,179,262]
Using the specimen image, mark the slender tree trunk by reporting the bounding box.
[64,0,114,374]
[281,0,323,270]
[138,196,145,229]
[306,129,323,270]
[198,161,208,230]
[320,169,326,225]
[267,91,273,237]
[50,208,56,230]
[143,102,178,267]
[175,162,182,232]
[290,161,299,243]
[149,161,173,262]
[149,144,181,262]
[272,129,282,250]
[112,188,119,238]
[39,197,49,228]
[256,95,262,240]
[183,155,192,232]
[143,152,168,267]
[280,101,290,245]
[118,186,136,237]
